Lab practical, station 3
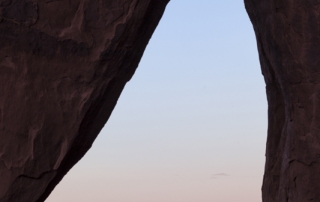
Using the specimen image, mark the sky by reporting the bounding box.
[46,1,267,202]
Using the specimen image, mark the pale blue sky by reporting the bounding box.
[47,1,267,201]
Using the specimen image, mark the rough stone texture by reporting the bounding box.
[0,0,169,201]
[245,0,320,201]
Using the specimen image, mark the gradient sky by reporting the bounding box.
[46,1,267,202]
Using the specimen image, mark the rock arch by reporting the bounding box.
[0,0,316,201]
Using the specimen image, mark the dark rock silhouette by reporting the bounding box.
[0,0,169,201]
[245,0,320,201]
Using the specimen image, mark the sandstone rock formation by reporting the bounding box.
[245,0,320,201]
[0,0,169,201]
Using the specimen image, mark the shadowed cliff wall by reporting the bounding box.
[0,0,169,201]
[245,0,320,201]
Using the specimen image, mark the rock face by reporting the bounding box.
[245,1,320,201]
[0,0,169,201]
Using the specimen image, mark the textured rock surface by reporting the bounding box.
[245,0,320,201]
[0,0,169,201]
